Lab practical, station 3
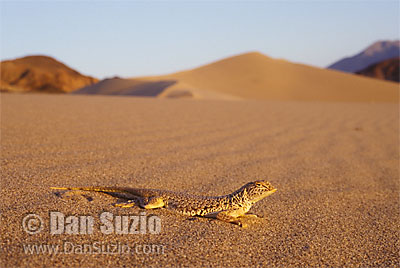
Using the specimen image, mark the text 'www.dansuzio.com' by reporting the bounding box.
[23,241,166,255]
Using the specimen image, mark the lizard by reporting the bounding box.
[51,180,277,228]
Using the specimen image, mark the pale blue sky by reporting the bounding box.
[1,1,399,79]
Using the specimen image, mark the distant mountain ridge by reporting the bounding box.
[2,52,398,102]
[356,57,399,82]
[328,40,400,73]
[0,55,98,93]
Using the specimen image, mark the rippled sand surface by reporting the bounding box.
[1,94,398,267]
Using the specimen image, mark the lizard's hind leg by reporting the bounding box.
[114,200,136,208]
[140,197,165,209]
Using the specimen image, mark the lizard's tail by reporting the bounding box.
[50,186,131,193]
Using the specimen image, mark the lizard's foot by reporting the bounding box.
[242,214,261,219]
[114,200,136,208]
[226,219,248,228]
[234,220,248,228]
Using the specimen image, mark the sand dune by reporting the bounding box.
[75,52,399,102]
[74,52,398,102]
[155,52,398,102]
[74,77,176,96]
[0,55,98,93]
[75,77,240,100]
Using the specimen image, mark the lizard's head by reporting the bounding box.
[242,180,277,203]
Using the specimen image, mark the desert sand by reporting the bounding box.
[1,93,399,267]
